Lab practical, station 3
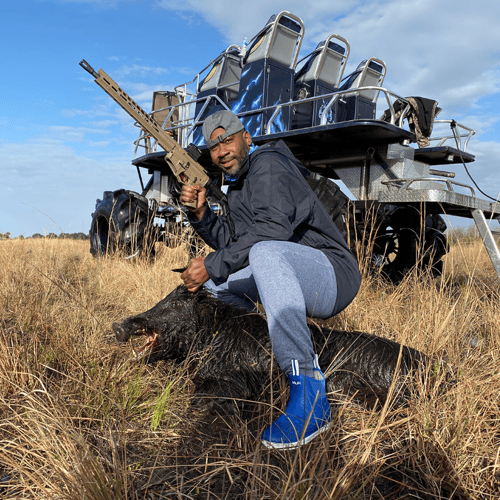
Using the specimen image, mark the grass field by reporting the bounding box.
[0,236,499,499]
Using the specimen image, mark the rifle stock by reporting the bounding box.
[79,59,220,209]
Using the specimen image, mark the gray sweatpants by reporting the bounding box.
[204,241,337,377]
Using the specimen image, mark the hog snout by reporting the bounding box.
[113,322,129,342]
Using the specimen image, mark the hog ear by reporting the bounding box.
[194,301,212,320]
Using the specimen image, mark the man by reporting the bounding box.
[180,110,361,449]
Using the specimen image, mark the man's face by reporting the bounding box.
[209,127,252,176]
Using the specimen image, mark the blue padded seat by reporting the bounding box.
[292,34,350,129]
[231,12,304,137]
[337,57,386,121]
[191,46,243,145]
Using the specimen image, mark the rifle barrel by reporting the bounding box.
[79,59,98,79]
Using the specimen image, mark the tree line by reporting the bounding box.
[0,232,89,240]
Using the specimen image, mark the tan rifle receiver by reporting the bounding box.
[79,59,219,209]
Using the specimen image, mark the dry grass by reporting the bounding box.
[0,235,499,499]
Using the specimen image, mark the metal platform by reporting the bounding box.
[361,189,500,280]
[253,119,414,160]
[377,187,500,280]
[133,119,415,172]
[376,188,500,219]
[414,146,475,166]
[133,119,474,173]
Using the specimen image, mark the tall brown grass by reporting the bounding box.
[0,235,499,499]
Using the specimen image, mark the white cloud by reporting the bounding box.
[334,1,500,108]
[84,120,121,129]
[7,0,499,238]
[1,137,141,237]
[156,0,500,112]
[156,0,359,43]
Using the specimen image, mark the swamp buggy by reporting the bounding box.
[85,11,500,283]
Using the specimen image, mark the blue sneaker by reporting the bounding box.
[261,357,332,449]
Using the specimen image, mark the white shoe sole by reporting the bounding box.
[261,420,333,450]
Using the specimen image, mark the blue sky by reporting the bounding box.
[1,0,500,237]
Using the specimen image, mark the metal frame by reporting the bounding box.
[430,119,475,152]
[134,86,411,151]
[245,11,305,69]
[129,54,500,283]
[139,88,477,159]
[472,209,500,277]
[346,57,387,103]
[295,33,350,88]
[382,177,477,196]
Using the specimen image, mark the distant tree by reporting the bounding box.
[25,232,90,240]
[448,224,480,245]
[0,232,11,240]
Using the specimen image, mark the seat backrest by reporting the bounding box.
[151,91,180,129]
[197,45,242,101]
[244,11,304,68]
[295,34,350,88]
[190,46,243,146]
[339,57,386,102]
[229,12,304,136]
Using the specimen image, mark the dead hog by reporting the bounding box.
[113,285,431,412]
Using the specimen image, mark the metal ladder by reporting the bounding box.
[471,209,500,279]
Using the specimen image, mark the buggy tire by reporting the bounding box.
[371,207,420,284]
[306,173,349,240]
[90,189,155,258]
[422,214,448,277]
[365,207,448,283]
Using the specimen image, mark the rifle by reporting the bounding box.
[79,59,226,210]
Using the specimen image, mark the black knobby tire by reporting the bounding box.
[306,173,449,283]
[422,214,448,277]
[371,207,421,283]
[359,207,448,283]
[90,190,156,258]
[306,173,349,240]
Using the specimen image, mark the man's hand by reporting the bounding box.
[180,184,207,220]
[181,257,210,292]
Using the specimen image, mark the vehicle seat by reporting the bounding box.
[337,58,386,121]
[231,12,304,137]
[136,91,180,153]
[197,45,242,104]
[191,46,243,146]
[292,34,350,129]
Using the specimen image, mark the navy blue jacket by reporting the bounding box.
[189,140,361,314]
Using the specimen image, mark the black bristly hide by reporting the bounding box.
[113,284,432,412]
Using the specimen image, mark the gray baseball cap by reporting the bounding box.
[202,110,245,149]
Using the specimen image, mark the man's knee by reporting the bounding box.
[249,240,283,264]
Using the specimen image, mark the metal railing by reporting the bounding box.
[428,119,476,153]
[133,86,475,156]
[382,177,476,196]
